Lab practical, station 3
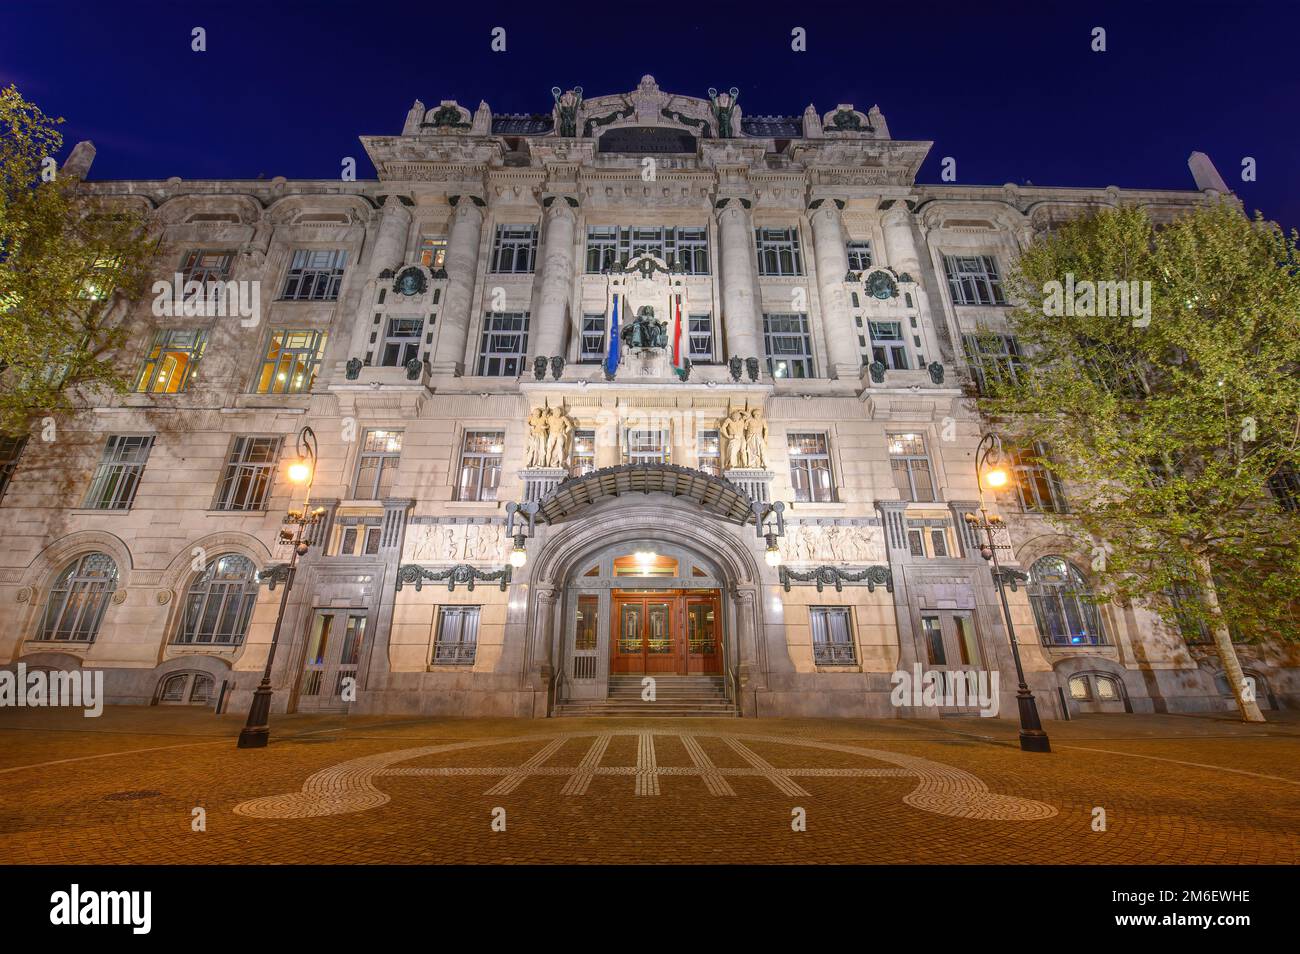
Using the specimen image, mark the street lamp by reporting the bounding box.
[505,501,539,569]
[752,500,787,568]
[965,432,1051,753]
[237,426,325,749]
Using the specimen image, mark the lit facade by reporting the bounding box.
[1,76,1294,718]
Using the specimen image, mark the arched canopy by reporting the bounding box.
[538,463,754,526]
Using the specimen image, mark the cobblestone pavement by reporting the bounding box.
[2,707,1297,864]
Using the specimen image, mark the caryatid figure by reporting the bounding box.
[524,407,549,468]
[720,410,747,470]
[545,407,574,468]
[744,408,769,468]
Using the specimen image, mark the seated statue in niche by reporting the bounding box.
[620,305,668,351]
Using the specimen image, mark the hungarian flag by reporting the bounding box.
[669,292,688,380]
[605,292,621,377]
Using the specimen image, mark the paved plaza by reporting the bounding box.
[1,707,1297,864]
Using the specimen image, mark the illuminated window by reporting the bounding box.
[433,607,479,664]
[418,236,447,270]
[180,250,234,284]
[571,429,596,476]
[788,432,834,502]
[176,554,259,645]
[764,313,813,379]
[135,329,208,393]
[1028,556,1106,646]
[888,432,935,503]
[214,436,282,511]
[613,552,679,577]
[354,429,403,500]
[697,429,721,476]
[457,430,504,501]
[625,429,668,465]
[256,329,327,394]
[811,607,855,665]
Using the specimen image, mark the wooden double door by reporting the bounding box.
[611,589,721,675]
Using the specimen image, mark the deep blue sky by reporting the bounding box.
[2,0,1296,228]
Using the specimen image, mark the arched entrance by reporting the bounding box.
[560,539,727,699]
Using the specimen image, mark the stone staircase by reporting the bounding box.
[553,674,737,718]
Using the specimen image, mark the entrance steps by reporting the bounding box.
[553,674,737,718]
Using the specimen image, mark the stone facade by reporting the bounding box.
[1,76,1294,719]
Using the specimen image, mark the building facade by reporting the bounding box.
[2,76,1295,719]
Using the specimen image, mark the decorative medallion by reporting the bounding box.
[15,586,31,603]
[866,270,898,300]
[393,266,427,297]
[111,590,127,605]
[156,591,172,605]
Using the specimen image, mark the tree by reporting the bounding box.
[0,84,157,435]
[980,203,1300,723]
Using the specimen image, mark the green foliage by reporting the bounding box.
[0,84,158,435]
[981,203,1300,644]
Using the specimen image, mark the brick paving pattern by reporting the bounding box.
[1,707,1297,864]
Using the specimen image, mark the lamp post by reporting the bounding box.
[965,432,1051,753]
[751,500,787,567]
[237,426,325,749]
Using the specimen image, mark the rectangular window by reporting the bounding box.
[846,241,873,272]
[810,607,855,665]
[0,435,27,505]
[907,529,926,558]
[281,249,347,301]
[477,312,529,377]
[1268,465,1300,512]
[763,313,813,379]
[585,225,619,273]
[888,432,936,502]
[673,227,709,274]
[697,429,721,476]
[1011,444,1068,514]
[688,314,715,362]
[354,429,403,500]
[584,225,710,274]
[869,321,909,370]
[418,236,447,271]
[962,333,1023,394]
[755,227,804,276]
[214,436,282,511]
[490,224,538,274]
[787,432,835,502]
[922,615,947,666]
[580,314,606,363]
[364,526,383,555]
[179,250,234,284]
[135,329,208,393]
[625,429,669,465]
[379,316,424,368]
[944,255,1006,306]
[930,529,949,558]
[571,429,596,477]
[256,329,328,394]
[954,613,981,667]
[85,435,154,510]
[433,606,480,664]
[457,430,504,501]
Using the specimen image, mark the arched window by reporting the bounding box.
[40,553,119,642]
[156,671,217,705]
[176,554,259,645]
[1028,556,1105,646]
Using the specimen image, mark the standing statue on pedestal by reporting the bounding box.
[744,408,769,468]
[524,407,549,467]
[544,405,575,468]
[720,409,747,470]
[708,87,740,138]
[552,87,584,138]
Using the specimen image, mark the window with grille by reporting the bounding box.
[944,255,1006,306]
[571,430,596,476]
[256,329,327,394]
[888,432,935,502]
[1010,444,1068,514]
[457,431,504,501]
[379,316,424,367]
[433,606,480,664]
[180,249,234,284]
[845,241,873,272]
[176,554,259,645]
[1269,465,1300,512]
[580,314,606,363]
[490,225,538,273]
[788,432,835,502]
[477,312,529,376]
[281,249,347,301]
[869,321,909,370]
[1028,556,1106,646]
[354,429,403,500]
[810,607,855,664]
[0,435,27,505]
[697,429,721,476]
[625,429,669,465]
[135,329,208,393]
[688,314,714,362]
[962,333,1023,394]
[85,435,154,510]
[755,227,804,276]
[214,436,282,511]
[764,313,813,379]
[418,236,447,270]
[40,552,119,642]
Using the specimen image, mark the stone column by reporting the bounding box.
[532,203,577,363]
[810,205,859,379]
[717,204,760,363]
[370,195,411,275]
[881,208,921,274]
[430,201,484,374]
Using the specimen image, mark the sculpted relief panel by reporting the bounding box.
[525,405,576,469]
[403,522,506,564]
[779,523,887,565]
[719,408,769,470]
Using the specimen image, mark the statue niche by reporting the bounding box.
[524,403,576,469]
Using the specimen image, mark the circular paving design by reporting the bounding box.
[234,731,1058,822]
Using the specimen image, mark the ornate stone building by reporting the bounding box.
[2,76,1294,718]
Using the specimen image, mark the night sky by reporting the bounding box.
[2,0,1296,228]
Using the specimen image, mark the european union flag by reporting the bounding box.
[605,292,620,377]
